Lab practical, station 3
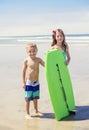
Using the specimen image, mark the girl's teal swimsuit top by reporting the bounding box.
[62,51,66,61]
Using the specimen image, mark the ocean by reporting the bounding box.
[0,34,89,44]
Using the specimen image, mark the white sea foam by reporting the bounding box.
[0,34,89,44]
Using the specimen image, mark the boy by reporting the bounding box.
[22,43,45,119]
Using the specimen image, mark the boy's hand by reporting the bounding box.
[22,83,26,89]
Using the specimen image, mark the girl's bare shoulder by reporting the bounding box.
[50,45,56,50]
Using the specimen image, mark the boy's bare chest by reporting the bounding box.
[27,60,39,69]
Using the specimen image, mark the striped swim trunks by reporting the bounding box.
[25,80,40,101]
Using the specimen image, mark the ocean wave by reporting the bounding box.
[0,34,89,44]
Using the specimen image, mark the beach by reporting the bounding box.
[0,42,89,130]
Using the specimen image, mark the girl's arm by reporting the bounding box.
[65,44,71,65]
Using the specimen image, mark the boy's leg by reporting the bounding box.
[25,100,33,119]
[33,99,43,116]
[26,100,30,115]
[33,99,38,113]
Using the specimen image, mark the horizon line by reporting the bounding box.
[0,33,89,37]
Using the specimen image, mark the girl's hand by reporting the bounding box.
[65,60,69,65]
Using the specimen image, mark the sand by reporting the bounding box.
[0,42,89,130]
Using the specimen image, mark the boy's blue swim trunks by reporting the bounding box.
[25,80,40,101]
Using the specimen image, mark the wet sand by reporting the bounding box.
[0,43,89,130]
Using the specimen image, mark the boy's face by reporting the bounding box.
[26,47,37,59]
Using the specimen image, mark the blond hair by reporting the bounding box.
[26,43,38,51]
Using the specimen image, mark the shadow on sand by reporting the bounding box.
[63,105,89,121]
[38,105,89,121]
[32,113,55,119]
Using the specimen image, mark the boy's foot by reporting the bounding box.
[25,114,33,119]
[33,111,44,116]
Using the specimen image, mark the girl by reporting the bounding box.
[51,29,70,65]
[51,29,75,115]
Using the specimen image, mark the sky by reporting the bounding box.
[0,0,89,36]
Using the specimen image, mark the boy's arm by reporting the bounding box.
[39,58,45,67]
[22,60,27,88]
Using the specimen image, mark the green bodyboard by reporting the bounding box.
[45,49,75,120]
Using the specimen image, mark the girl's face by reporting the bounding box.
[56,31,64,44]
